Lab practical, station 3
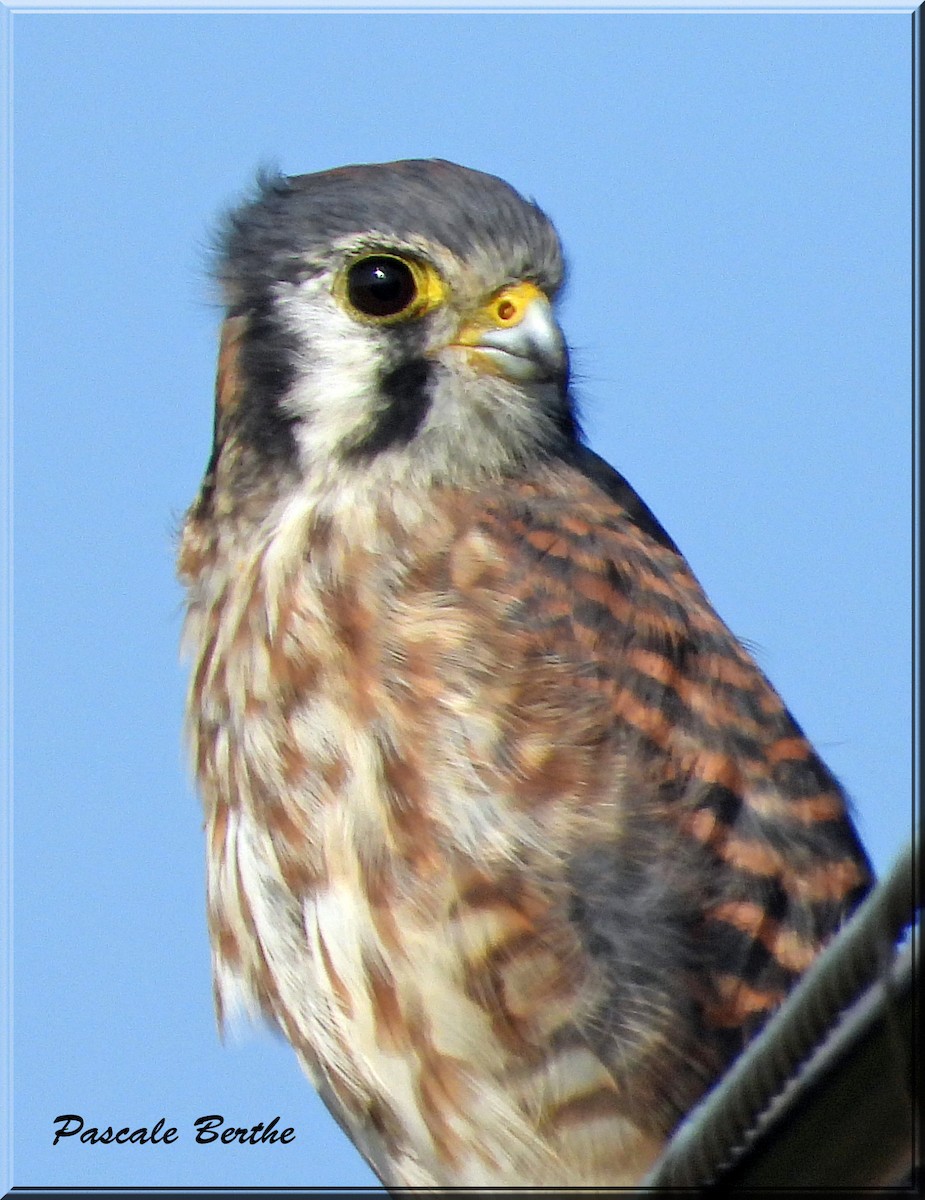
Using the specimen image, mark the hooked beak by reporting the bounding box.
[451,283,568,384]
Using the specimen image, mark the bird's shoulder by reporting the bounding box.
[435,447,724,667]
[430,452,873,1000]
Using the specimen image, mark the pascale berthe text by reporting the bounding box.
[52,1113,296,1146]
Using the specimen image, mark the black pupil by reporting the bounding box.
[347,257,417,318]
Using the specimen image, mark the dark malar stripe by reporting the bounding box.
[348,358,433,457]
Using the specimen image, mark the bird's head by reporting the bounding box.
[193,159,577,520]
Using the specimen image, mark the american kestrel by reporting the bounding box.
[178,159,872,1187]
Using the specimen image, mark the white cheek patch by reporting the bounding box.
[273,277,386,468]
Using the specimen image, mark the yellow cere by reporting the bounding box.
[454,281,547,346]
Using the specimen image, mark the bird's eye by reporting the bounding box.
[345,256,419,320]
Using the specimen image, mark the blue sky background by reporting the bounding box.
[4,5,914,1192]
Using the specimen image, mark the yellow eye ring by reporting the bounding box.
[336,253,447,325]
